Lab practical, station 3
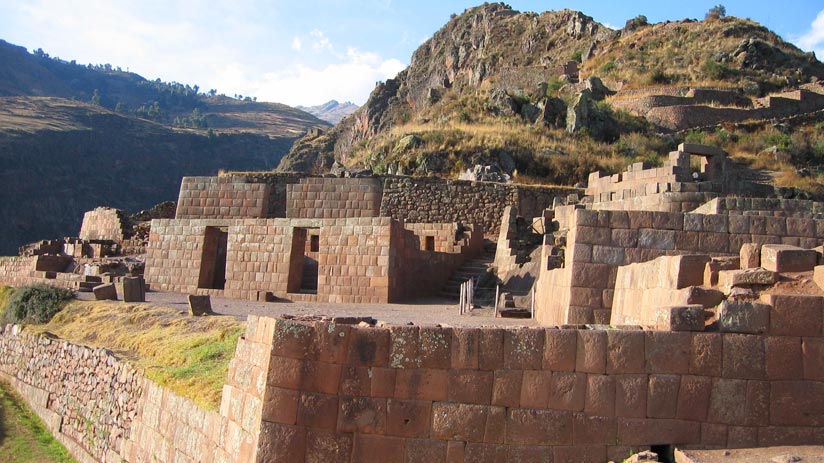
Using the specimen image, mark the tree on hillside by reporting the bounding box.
[706,5,727,20]
[91,89,101,106]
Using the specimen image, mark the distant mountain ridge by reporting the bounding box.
[297,100,359,124]
[0,39,331,254]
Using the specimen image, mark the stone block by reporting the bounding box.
[448,369,493,405]
[770,381,824,427]
[676,375,712,422]
[479,329,504,371]
[645,331,691,374]
[93,283,118,301]
[576,330,607,373]
[654,305,705,331]
[297,392,339,430]
[765,336,803,380]
[394,369,447,401]
[506,409,573,445]
[306,430,352,463]
[690,333,722,377]
[717,268,777,292]
[707,378,747,425]
[553,445,607,463]
[337,397,387,434]
[351,434,406,463]
[614,374,648,418]
[122,276,146,302]
[584,374,615,417]
[385,399,431,438]
[722,334,765,380]
[504,328,544,370]
[763,294,824,337]
[549,372,586,411]
[257,422,307,462]
[188,294,212,315]
[405,439,446,463]
[647,374,680,419]
[681,286,725,308]
[718,300,770,334]
[262,386,300,424]
[543,329,577,371]
[761,244,819,273]
[739,243,760,269]
[492,370,522,408]
[432,402,501,443]
[606,330,645,375]
[679,143,725,157]
[520,370,552,408]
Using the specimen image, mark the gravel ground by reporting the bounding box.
[77,290,537,328]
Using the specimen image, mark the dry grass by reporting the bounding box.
[29,301,244,410]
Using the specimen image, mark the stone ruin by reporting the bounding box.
[2,143,824,460]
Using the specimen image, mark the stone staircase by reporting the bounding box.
[438,248,496,300]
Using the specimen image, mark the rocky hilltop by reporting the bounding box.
[279,3,824,192]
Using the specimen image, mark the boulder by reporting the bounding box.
[655,305,706,331]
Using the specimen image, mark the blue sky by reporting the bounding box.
[1,1,823,106]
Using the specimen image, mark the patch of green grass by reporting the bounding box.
[0,379,77,462]
[0,286,16,321]
[1,285,74,325]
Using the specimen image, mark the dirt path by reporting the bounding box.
[77,290,537,328]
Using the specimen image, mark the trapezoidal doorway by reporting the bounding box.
[288,227,319,294]
[198,226,228,289]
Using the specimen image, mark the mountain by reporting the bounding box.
[278,4,824,192]
[297,100,359,124]
[0,39,331,254]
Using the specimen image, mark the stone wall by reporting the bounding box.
[79,207,128,241]
[380,177,579,236]
[286,177,383,219]
[5,314,824,462]
[537,208,824,326]
[692,197,824,218]
[145,217,479,303]
[251,317,824,462]
[0,325,143,463]
[175,176,270,219]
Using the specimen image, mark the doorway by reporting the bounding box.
[198,226,228,289]
[288,228,319,293]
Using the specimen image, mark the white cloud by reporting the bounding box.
[291,36,303,51]
[224,47,406,107]
[796,9,824,58]
[310,29,335,54]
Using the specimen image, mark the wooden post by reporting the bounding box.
[467,279,473,312]
[494,284,500,318]
[531,287,536,319]
[459,282,465,315]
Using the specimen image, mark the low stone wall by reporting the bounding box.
[254,317,824,462]
[4,315,824,462]
[0,325,143,463]
[79,207,128,241]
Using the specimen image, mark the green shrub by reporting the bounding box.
[600,61,616,75]
[2,285,74,325]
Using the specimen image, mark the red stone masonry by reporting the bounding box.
[176,176,270,219]
[254,316,824,462]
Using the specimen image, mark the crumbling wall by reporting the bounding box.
[175,176,270,219]
[79,207,128,241]
[286,178,383,219]
[537,208,824,326]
